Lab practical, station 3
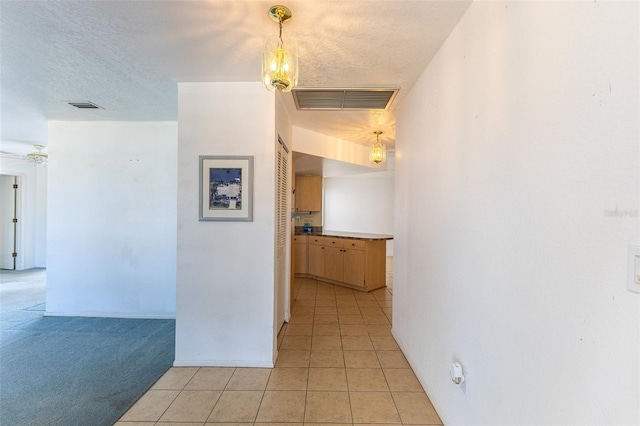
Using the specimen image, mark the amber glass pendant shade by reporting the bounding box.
[369,131,386,164]
[262,36,298,92]
[263,5,298,92]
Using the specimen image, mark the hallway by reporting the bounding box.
[117,277,441,425]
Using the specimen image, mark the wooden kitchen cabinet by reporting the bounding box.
[308,236,325,277]
[323,238,344,282]
[301,234,388,292]
[295,176,322,212]
[324,238,366,288]
[343,242,366,287]
[293,235,308,274]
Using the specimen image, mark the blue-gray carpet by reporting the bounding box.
[1,316,174,426]
[1,276,175,426]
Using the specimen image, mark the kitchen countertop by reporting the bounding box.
[295,231,393,241]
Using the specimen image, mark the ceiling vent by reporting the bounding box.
[67,101,102,109]
[292,88,398,111]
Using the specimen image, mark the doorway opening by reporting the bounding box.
[0,175,19,270]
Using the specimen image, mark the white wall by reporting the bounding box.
[293,126,386,171]
[0,157,47,269]
[324,154,395,255]
[46,121,177,318]
[394,2,639,425]
[175,82,277,367]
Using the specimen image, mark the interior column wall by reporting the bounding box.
[394,1,639,424]
[175,82,277,367]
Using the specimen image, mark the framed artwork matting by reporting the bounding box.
[199,155,253,222]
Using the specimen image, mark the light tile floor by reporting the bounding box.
[116,276,441,426]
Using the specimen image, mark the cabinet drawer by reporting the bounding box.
[344,239,366,250]
[325,238,345,249]
[309,236,326,246]
[293,235,308,244]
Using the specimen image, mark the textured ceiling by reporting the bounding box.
[0,0,471,151]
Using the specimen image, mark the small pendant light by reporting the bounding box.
[369,131,386,164]
[262,5,299,92]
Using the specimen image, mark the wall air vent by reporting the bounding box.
[67,101,102,109]
[292,88,398,111]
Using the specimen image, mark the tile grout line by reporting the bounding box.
[251,369,271,423]
[302,279,317,422]
[152,375,189,423]
[301,284,316,423]
[208,367,250,423]
[183,366,220,424]
[201,370,224,423]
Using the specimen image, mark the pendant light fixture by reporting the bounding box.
[369,131,386,164]
[262,5,298,92]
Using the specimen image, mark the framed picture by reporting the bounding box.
[199,155,253,221]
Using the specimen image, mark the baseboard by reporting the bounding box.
[173,359,275,368]
[392,327,446,424]
[294,273,382,293]
[44,311,176,320]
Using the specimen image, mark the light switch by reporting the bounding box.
[628,245,640,293]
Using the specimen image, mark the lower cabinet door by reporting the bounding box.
[324,246,344,282]
[293,241,308,274]
[308,244,325,277]
[343,248,365,287]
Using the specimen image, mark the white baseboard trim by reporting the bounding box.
[44,311,176,320]
[173,359,275,368]
[392,327,446,423]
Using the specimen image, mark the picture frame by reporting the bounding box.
[199,155,253,221]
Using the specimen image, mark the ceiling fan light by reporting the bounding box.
[26,145,48,165]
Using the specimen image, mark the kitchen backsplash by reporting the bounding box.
[294,226,323,234]
[294,211,322,227]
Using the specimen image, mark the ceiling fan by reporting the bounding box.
[0,144,48,165]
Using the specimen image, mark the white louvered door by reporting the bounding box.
[275,136,290,331]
